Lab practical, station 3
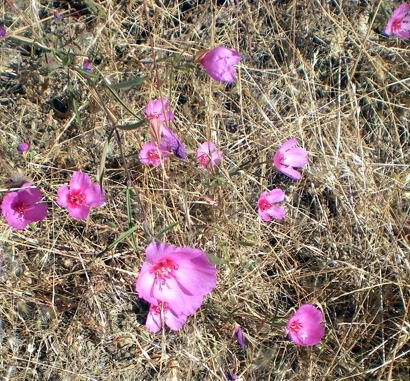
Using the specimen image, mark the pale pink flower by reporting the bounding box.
[139,141,169,167]
[197,46,241,83]
[385,3,410,39]
[272,138,308,181]
[57,171,105,220]
[1,183,47,230]
[257,189,286,222]
[145,98,174,126]
[145,301,187,333]
[196,141,223,170]
[286,304,325,346]
[135,241,217,316]
[17,142,30,154]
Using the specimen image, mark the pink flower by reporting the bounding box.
[233,325,246,348]
[257,189,286,222]
[160,127,187,160]
[82,58,93,71]
[145,98,175,126]
[135,241,217,316]
[139,141,170,167]
[57,171,105,220]
[286,304,325,346]
[1,183,47,230]
[385,3,410,39]
[197,46,241,83]
[0,27,6,38]
[17,142,30,154]
[196,141,223,170]
[145,301,187,333]
[272,138,308,181]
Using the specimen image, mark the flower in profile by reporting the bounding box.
[57,171,105,220]
[17,142,30,154]
[135,241,217,317]
[1,183,47,230]
[226,372,238,381]
[196,46,241,83]
[145,301,188,333]
[0,27,6,38]
[286,304,325,346]
[196,141,223,170]
[160,127,187,160]
[233,325,246,348]
[385,3,410,39]
[139,141,169,167]
[272,138,308,181]
[145,98,175,126]
[257,189,286,222]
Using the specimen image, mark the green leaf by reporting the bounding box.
[68,86,81,127]
[98,140,110,188]
[154,222,179,240]
[100,223,141,255]
[108,76,147,90]
[116,120,145,130]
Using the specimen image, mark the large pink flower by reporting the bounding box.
[385,3,410,39]
[197,46,241,83]
[139,141,170,167]
[135,241,217,316]
[145,98,175,126]
[1,183,47,230]
[286,304,325,346]
[272,138,308,181]
[145,301,187,333]
[57,171,105,220]
[196,141,223,170]
[257,189,286,222]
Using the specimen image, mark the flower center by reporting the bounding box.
[289,319,302,333]
[392,19,402,33]
[13,201,27,217]
[258,198,271,211]
[147,148,160,161]
[150,258,178,284]
[150,301,168,315]
[68,191,85,207]
[198,154,210,166]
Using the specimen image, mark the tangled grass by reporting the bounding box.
[0,1,409,380]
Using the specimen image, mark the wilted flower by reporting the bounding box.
[1,183,47,230]
[160,126,187,160]
[226,372,238,381]
[57,171,105,220]
[82,58,93,71]
[0,27,6,38]
[17,142,30,154]
[196,46,241,83]
[233,325,246,348]
[139,141,169,167]
[145,301,187,333]
[135,241,217,317]
[145,98,175,126]
[286,304,325,346]
[272,138,308,181]
[196,141,223,170]
[53,10,62,21]
[385,3,410,39]
[257,188,286,222]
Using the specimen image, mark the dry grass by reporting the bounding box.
[0,0,409,380]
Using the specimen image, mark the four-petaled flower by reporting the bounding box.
[197,46,241,83]
[136,241,217,318]
[286,304,325,346]
[145,300,188,333]
[385,3,410,40]
[1,183,47,230]
[57,171,105,221]
[272,138,308,181]
[139,141,170,167]
[196,141,223,170]
[257,188,286,222]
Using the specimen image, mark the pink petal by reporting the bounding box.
[145,241,184,263]
[392,3,410,19]
[69,172,93,191]
[85,183,105,207]
[258,209,272,222]
[279,138,298,152]
[3,212,28,230]
[278,166,302,181]
[266,189,285,203]
[67,204,90,220]
[146,310,161,333]
[24,203,48,223]
[283,148,308,168]
[266,205,286,220]
[57,185,69,207]
[135,263,156,303]
[164,308,187,331]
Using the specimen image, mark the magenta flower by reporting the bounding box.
[135,241,217,317]
[196,141,223,170]
[82,58,93,71]
[233,325,246,348]
[145,98,175,126]
[139,141,169,167]
[197,46,241,83]
[160,127,187,160]
[272,138,308,181]
[257,189,286,222]
[1,183,47,230]
[17,142,30,154]
[57,171,105,221]
[286,304,325,346]
[0,27,6,38]
[385,3,410,39]
[145,301,187,333]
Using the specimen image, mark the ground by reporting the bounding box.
[0,1,409,380]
